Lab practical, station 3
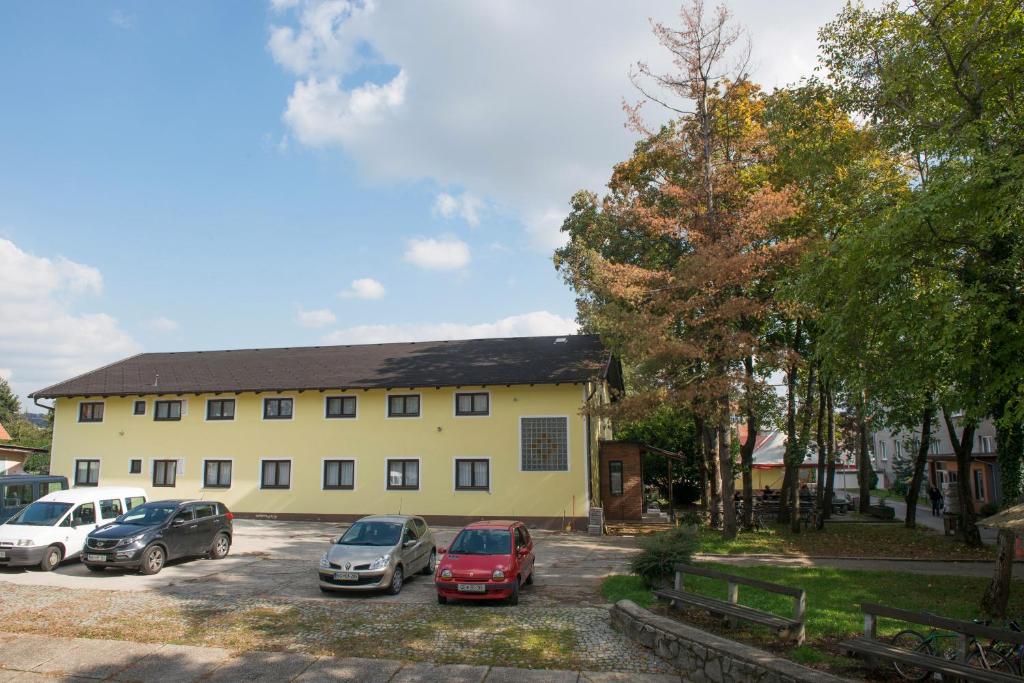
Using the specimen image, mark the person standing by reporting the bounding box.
[928,485,943,516]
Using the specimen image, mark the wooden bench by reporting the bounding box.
[755,500,812,528]
[839,603,1024,682]
[655,563,807,644]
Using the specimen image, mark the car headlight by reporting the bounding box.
[319,552,330,569]
[119,533,146,547]
[492,569,505,580]
[440,568,452,579]
[16,539,35,547]
[368,553,391,571]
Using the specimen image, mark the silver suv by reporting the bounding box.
[318,515,436,595]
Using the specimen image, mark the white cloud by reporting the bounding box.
[296,307,337,328]
[322,310,578,345]
[146,316,179,333]
[270,1,873,250]
[109,10,135,30]
[403,236,470,271]
[433,192,483,227]
[339,277,386,300]
[0,238,140,404]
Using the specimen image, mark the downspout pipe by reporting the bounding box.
[585,381,599,506]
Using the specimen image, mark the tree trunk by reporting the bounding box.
[942,409,982,547]
[982,407,1023,616]
[814,380,827,529]
[697,416,710,516]
[780,321,801,524]
[706,426,722,528]
[824,389,836,519]
[857,392,871,514]
[904,404,934,529]
[791,364,816,533]
[740,356,756,531]
[719,394,737,540]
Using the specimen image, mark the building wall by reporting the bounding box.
[598,442,643,521]
[50,383,594,529]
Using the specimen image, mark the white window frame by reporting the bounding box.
[385,393,422,419]
[324,395,359,420]
[201,457,235,490]
[261,396,295,422]
[131,399,147,417]
[321,457,357,491]
[204,397,237,422]
[77,400,106,423]
[452,456,492,493]
[384,457,421,491]
[453,390,491,418]
[259,457,293,489]
[518,415,572,473]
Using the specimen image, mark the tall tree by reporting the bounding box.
[0,377,20,429]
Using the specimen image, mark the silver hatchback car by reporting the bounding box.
[318,515,436,595]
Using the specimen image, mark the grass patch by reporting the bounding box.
[602,574,655,608]
[696,522,994,560]
[636,563,1024,675]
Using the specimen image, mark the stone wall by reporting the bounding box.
[610,600,851,683]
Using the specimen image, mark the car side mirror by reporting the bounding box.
[518,547,529,556]
[332,536,342,545]
[438,547,447,554]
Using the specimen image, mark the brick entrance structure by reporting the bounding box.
[598,441,644,521]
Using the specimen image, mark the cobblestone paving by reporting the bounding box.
[0,583,673,674]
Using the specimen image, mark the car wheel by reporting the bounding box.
[387,565,404,595]
[507,578,520,606]
[209,533,230,560]
[38,545,62,572]
[525,568,534,585]
[139,545,165,575]
[437,593,447,605]
[85,564,106,573]
[421,549,436,575]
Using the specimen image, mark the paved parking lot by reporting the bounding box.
[0,521,669,676]
[0,520,638,606]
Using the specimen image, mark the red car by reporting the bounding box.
[434,520,535,605]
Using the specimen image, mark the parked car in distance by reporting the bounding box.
[435,520,535,605]
[0,486,146,571]
[318,515,436,595]
[0,474,69,523]
[83,500,233,575]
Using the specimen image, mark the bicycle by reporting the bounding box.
[891,623,1016,680]
[989,618,1024,675]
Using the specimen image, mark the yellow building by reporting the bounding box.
[32,335,621,530]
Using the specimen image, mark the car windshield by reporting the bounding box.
[337,521,402,546]
[115,504,177,526]
[448,529,512,555]
[6,501,72,526]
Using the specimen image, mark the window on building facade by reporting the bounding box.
[877,441,887,461]
[261,460,291,488]
[153,460,178,487]
[520,417,569,471]
[974,469,985,500]
[387,459,419,490]
[455,392,489,416]
[129,459,142,474]
[154,400,182,421]
[323,459,355,489]
[609,460,624,496]
[75,459,100,486]
[133,400,146,415]
[387,395,420,417]
[930,438,940,455]
[207,399,235,421]
[455,459,489,490]
[325,396,357,419]
[981,436,995,453]
[204,460,232,488]
[79,402,104,422]
[893,441,902,459]
[263,398,293,420]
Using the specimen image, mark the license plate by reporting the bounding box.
[334,571,358,581]
[457,583,486,593]
[86,554,106,562]
[0,551,7,559]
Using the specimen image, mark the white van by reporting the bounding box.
[0,487,147,571]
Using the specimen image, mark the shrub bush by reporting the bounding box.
[630,526,698,586]
[980,501,1000,518]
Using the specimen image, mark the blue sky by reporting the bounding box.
[0,1,860,403]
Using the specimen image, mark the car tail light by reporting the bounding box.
[226,512,234,521]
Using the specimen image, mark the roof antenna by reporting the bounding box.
[153,373,159,388]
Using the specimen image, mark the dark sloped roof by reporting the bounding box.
[31,335,620,398]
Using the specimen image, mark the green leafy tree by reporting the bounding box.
[0,377,20,429]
